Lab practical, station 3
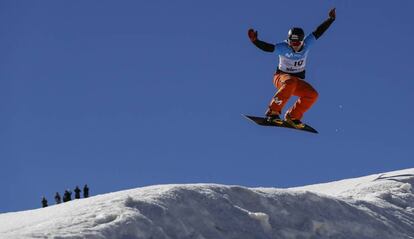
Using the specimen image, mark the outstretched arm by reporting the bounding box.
[248,29,275,52]
[312,8,336,40]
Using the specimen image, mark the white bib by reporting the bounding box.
[278,55,307,73]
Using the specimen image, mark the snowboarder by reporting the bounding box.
[248,8,336,128]
[83,184,89,198]
[55,192,62,204]
[74,186,81,199]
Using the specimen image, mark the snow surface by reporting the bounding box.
[1,168,414,239]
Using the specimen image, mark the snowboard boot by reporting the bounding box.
[265,110,283,125]
[285,114,305,129]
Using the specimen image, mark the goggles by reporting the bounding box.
[288,40,303,47]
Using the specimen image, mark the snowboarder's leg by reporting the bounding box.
[285,79,318,121]
[267,73,297,116]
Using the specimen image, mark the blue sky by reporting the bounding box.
[1,0,413,212]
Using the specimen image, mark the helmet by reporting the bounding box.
[288,27,305,42]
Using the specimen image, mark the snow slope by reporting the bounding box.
[1,169,414,239]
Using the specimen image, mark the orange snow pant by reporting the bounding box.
[268,73,319,120]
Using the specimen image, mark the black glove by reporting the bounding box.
[329,8,336,20]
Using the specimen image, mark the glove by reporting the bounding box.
[248,28,258,42]
[329,8,336,20]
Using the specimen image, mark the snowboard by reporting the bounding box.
[243,115,318,134]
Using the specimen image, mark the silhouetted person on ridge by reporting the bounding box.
[63,189,72,202]
[74,186,81,199]
[83,184,89,198]
[55,192,62,204]
[41,196,48,208]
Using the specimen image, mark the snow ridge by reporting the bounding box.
[1,169,414,239]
